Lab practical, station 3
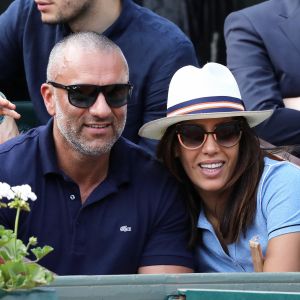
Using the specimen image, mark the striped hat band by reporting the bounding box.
[167,96,245,117]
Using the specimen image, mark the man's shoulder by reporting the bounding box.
[0,0,58,41]
[114,137,159,167]
[224,0,283,39]
[114,137,176,181]
[2,0,38,19]
[0,127,40,156]
[126,1,192,46]
[226,0,283,23]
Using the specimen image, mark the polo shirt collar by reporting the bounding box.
[107,137,131,185]
[103,0,135,38]
[38,119,131,187]
[197,208,213,231]
[39,118,60,175]
[84,137,131,206]
[60,23,71,36]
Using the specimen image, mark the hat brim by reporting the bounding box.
[139,110,273,140]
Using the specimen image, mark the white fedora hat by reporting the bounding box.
[139,63,273,140]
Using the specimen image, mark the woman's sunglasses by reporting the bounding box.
[47,81,133,108]
[176,120,242,150]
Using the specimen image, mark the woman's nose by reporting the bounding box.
[201,133,219,154]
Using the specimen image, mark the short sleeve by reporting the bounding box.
[139,182,194,269]
[259,160,300,240]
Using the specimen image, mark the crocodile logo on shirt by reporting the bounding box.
[120,225,131,232]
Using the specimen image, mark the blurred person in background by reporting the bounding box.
[0,0,198,153]
[225,0,300,153]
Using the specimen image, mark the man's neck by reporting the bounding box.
[53,129,111,203]
[69,0,122,33]
[59,149,110,204]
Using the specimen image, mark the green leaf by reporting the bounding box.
[0,260,27,290]
[0,226,15,246]
[26,262,54,285]
[0,238,28,263]
[0,261,54,291]
[31,246,54,262]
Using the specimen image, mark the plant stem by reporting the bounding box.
[14,207,21,258]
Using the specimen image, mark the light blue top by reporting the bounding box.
[197,157,300,272]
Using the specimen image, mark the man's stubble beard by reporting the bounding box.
[42,1,91,25]
[55,101,126,157]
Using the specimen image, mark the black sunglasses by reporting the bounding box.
[47,81,133,108]
[176,120,242,150]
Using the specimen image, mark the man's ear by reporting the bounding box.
[41,83,55,116]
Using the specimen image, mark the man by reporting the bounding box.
[0,32,194,275]
[224,0,300,148]
[0,0,199,152]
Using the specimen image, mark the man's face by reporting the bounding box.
[34,0,91,24]
[46,47,128,157]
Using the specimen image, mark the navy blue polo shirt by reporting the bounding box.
[0,120,194,275]
[0,0,199,152]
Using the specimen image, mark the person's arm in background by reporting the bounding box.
[224,10,300,146]
[0,96,20,120]
[0,95,20,143]
[0,1,26,143]
[139,40,199,152]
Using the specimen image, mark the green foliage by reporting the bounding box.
[0,260,54,291]
[30,246,54,262]
[0,184,55,291]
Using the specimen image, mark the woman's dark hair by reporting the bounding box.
[157,117,265,247]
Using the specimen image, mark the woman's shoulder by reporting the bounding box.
[260,156,300,188]
[264,156,300,172]
[257,157,300,240]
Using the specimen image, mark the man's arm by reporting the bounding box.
[137,170,195,273]
[224,10,300,145]
[138,265,193,274]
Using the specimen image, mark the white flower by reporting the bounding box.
[0,182,14,200]
[11,185,37,201]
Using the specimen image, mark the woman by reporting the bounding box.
[139,63,300,272]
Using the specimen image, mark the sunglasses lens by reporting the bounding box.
[68,85,98,108]
[68,84,131,108]
[103,84,132,108]
[177,125,206,149]
[177,121,242,149]
[215,122,241,147]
